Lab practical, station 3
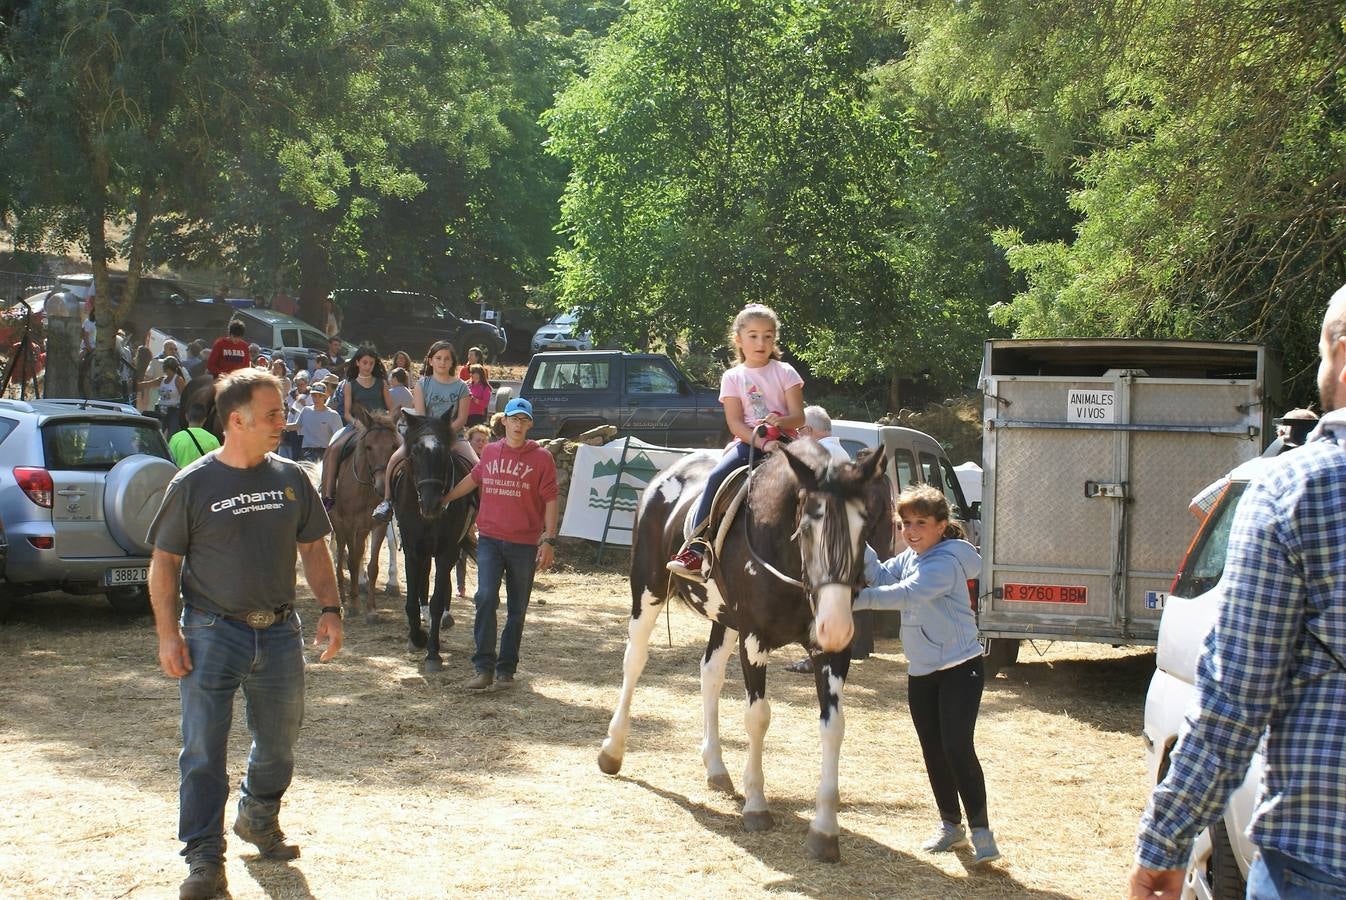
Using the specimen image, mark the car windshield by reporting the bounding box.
[42,419,172,470]
[1174,480,1250,597]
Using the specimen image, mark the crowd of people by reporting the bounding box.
[140,290,1346,900]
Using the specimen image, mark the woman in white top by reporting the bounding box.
[156,357,187,436]
[133,346,164,416]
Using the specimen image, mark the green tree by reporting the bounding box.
[547,0,1073,407]
[2,0,244,395]
[547,1,918,382]
[894,0,1346,400]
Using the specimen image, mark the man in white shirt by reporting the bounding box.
[798,405,851,463]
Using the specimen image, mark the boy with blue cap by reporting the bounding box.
[441,397,559,691]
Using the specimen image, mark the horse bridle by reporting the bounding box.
[739,426,862,615]
[350,423,398,487]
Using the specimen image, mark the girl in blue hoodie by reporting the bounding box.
[854,485,1000,864]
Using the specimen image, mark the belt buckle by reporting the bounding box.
[245,610,275,629]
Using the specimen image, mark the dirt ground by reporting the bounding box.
[0,542,1155,899]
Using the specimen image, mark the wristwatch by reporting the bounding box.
[539,536,556,546]
[320,605,343,618]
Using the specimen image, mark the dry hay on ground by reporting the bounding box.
[0,547,1152,899]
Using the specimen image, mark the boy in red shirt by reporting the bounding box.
[206,319,251,378]
[442,397,558,691]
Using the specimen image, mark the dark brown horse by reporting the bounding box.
[598,441,890,862]
[394,410,475,672]
[327,405,400,622]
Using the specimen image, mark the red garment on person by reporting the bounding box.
[207,336,251,377]
[469,439,558,545]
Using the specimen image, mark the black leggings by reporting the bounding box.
[907,654,989,829]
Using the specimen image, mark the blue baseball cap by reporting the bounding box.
[504,397,533,419]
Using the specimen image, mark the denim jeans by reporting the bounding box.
[471,536,538,677]
[1248,848,1346,899]
[178,606,305,862]
[692,440,755,528]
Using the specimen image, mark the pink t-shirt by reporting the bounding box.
[470,439,559,545]
[719,359,804,429]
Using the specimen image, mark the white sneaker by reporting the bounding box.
[971,827,1001,863]
[921,822,969,853]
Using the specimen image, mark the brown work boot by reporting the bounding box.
[463,670,494,691]
[232,818,300,860]
[179,860,227,899]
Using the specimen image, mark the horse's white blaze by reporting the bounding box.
[814,584,854,652]
[700,627,737,785]
[813,667,846,837]
[742,694,771,815]
[743,634,770,668]
[600,593,664,765]
[416,434,438,453]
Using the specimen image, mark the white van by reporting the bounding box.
[829,420,978,547]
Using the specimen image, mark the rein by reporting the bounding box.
[741,426,812,604]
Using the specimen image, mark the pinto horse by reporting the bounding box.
[394,410,475,672]
[327,404,400,622]
[598,440,890,862]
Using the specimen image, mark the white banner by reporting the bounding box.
[559,438,702,544]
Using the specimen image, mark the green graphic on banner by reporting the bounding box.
[588,451,660,512]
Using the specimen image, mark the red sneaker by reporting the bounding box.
[667,546,706,583]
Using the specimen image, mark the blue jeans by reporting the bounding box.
[178,607,305,862]
[1248,848,1346,898]
[472,536,538,677]
[692,440,756,528]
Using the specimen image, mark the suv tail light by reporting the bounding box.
[13,467,53,507]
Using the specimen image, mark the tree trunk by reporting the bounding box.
[887,367,901,414]
[298,227,333,328]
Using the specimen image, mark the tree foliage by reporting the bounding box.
[547,0,1072,405]
[894,0,1346,398]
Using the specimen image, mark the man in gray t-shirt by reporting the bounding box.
[148,369,343,900]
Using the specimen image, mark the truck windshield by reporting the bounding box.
[1174,481,1250,598]
[534,359,610,390]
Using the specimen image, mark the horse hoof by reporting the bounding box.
[364,611,378,625]
[440,613,454,631]
[806,828,840,863]
[385,586,401,598]
[742,810,774,832]
[597,750,623,775]
[424,657,443,673]
[409,629,427,650]
[707,773,735,795]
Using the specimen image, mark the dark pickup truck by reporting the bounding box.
[519,351,725,447]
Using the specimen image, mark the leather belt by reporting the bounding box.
[221,605,294,629]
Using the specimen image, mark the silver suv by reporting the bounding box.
[0,398,177,617]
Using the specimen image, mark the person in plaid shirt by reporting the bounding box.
[1131,285,1346,898]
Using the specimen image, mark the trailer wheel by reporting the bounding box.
[983,638,1020,677]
